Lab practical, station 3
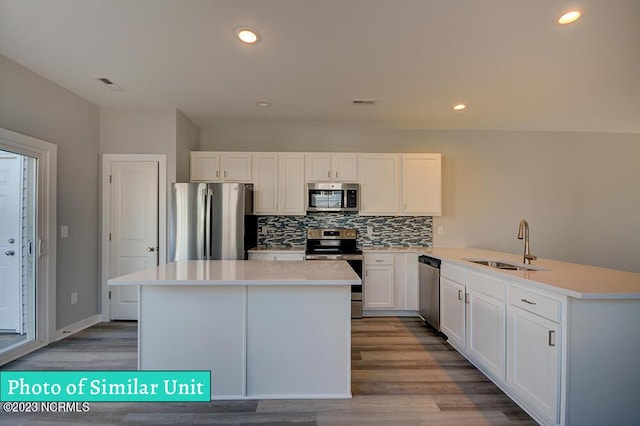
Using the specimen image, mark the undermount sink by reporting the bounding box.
[462,258,549,272]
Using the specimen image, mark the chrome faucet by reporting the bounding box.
[517,219,537,264]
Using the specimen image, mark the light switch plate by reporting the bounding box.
[61,225,69,238]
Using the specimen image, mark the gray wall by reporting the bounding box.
[201,123,640,272]
[0,53,100,329]
[176,110,200,183]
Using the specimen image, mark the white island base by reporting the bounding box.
[109,260,357,400]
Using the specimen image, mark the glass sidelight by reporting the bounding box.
[0,149,37,354]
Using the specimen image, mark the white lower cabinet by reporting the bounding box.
[507,305,559,423]
[466,288,506,380]
[439,276,466,349]
[364,254,394,309]
[466,271,506,381]
[363,252,419,312]
[507,284,561,424]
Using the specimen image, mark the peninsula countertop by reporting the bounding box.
[108,259,361,286]
[360,246,640,299]
[425,247,640,299]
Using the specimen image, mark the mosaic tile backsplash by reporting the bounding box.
[257,213,433,247]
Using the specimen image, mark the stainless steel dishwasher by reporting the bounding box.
[418,255,441,331]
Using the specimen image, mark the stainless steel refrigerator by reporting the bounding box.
[169,183,257,261]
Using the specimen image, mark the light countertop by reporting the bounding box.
[108,260,360,286]
[424,247,640,299]
[260,245,640,299]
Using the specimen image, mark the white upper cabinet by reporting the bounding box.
[402,154,441,216]
[221,152,252,181]
[358,154,401,215]
[252,153,305,215]
[278,153,305,215]
[252,153,279,214]
[190,151,220,182]
[305,153,357,182]
[190,152,252,182]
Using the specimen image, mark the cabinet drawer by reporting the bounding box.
[467,271,506,301]
[441,262,466,284]
[509,285,560,322]
[365,253,394,265]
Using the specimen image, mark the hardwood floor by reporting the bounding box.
[0,317,536,425]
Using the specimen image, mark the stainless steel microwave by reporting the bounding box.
[307,183,359,212]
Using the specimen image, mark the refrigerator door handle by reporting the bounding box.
[205,187,213,259]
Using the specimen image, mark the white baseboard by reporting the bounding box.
[53,314,102,342]
[363,310,419,317]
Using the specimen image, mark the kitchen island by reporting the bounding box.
[108,260,360,400]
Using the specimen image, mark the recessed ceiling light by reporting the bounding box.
[256,100,271,108]
[236,27,260,44]
[453,104,466,111]
[558,10,581,25]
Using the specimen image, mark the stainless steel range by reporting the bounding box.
[305,228,363,318]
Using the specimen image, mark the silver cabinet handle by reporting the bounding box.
[548,330,556,347]
[335,171,338,178]
[8,238,15,244]
[457,289,463,300]
[5,250,15,256]
[224,170,227,178]
[146,247,157,252]
[465,293,470,304]
[216,170,219,178]
[327,170,331,178]
[521,298,536,305]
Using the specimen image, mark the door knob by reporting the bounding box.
[5,250,15,256]
[146,247,157,252]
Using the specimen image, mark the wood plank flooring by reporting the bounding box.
[0,317,536,425]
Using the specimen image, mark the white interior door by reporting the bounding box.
[0,153,22,332]
[110,161,159,320]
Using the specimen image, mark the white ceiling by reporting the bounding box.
[1,0,639,133]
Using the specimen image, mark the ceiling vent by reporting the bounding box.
[352,99,377,106]
[95,76,124,91]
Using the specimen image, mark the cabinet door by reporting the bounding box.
[402,154,441,215]
[358,154,401,215]
[466,289,506,380]
[221,152,252,181]
[278,154,305,215]
[363,265,394,308]
[252,153,278,214]
[332,154,358,182]
[507,305,560,423]
[440,277,465,349]
[305,153,332,182]
[190,152,220,182]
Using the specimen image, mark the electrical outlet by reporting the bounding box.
[367,226,373,237]
[61,225,69,238]
[71,292,78,305]
[438,226,444,235]
[261,226,268,235]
